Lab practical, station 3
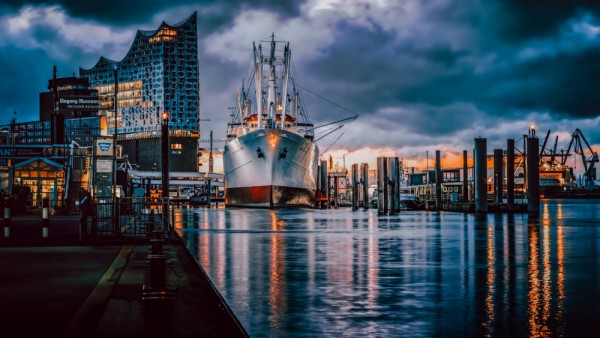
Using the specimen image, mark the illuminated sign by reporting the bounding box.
[58,95,99,112]
[98,143,111,152]
[95,137,114,156]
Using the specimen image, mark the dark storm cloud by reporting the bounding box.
[0,0,302,27]
[304,23,474,120]
[482,48,600,118]
[300,1,600,130]
[487,0,600,43]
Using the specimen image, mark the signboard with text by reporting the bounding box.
[96,159,113,173]
[58,95,99,112]
[95,137,114,157]
[0,146,62,158]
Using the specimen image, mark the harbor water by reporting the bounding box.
[175,199,600,337]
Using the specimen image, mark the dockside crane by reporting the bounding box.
[561,129,598,187]
[539,129,562,164]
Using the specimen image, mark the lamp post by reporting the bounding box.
[113,65,118,197]
[161,112,170,235]
[113,65,119,234]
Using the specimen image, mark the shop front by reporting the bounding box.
[13,157,65,207]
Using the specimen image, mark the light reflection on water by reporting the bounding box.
[175,200,600,337]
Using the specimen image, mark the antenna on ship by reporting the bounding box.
[254,41,264,130]
[280,42,290,130]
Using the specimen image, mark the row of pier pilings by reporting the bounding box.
[361,134,539,215]
[317,160,371,209]
[474,132,540,215]
[317,132,540,215]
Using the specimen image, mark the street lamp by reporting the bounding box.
[113,65,119,235]
[113,65,118,198]
[161,111,170,235]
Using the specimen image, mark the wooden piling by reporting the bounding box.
[526,137,540,215]
[507,139,515,212]
[474,138,488,213]
[435,150,442,211]
[494,149,504,204]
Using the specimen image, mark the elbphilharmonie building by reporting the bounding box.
[80,13,199,172]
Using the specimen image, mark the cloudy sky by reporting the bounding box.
[1,0,599,171]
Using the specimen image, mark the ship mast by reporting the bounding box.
[267,33,276,122]
[254,42,263,129]
[280,42,290,130]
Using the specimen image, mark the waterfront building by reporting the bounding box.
[39,74,99,121]
[79,12,200,172]
[0,116,107,208]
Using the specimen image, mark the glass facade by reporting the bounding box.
[79,13,200,171]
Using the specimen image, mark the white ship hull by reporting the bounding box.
[224,128,319,208]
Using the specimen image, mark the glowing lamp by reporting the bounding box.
[162,112,169,121]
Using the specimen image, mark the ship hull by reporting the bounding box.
[224,128,319,208]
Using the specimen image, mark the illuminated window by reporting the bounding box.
[171,143,182,154]
[149,28,177,43]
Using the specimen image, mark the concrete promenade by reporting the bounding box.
[0,214,248,338]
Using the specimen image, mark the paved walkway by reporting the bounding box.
[0,216,248,338]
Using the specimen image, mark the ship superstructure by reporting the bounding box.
[223,35,319,207]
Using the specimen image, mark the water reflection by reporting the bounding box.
[173,200,600,337]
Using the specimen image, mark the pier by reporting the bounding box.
[0,209,247,338]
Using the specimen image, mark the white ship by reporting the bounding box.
[223,35,319,208]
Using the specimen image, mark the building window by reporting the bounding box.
[171,143,182,155]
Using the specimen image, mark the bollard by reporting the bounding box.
[147,209,155,236]
[148,254,167,291]
[3,199,10,238]
[151,230,164,255]
[42,198,49,238]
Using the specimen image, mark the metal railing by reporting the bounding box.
[88,197,174,241]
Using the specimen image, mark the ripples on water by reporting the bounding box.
[174,199,600,337]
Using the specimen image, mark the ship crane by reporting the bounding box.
[561,128,598,187]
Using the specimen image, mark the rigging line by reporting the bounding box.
[320,131,345,156]
[314,125,339,136]
[315,125,344,142]
[302,115,358,133]
[313,125,344,138]
[299,85,360,118]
